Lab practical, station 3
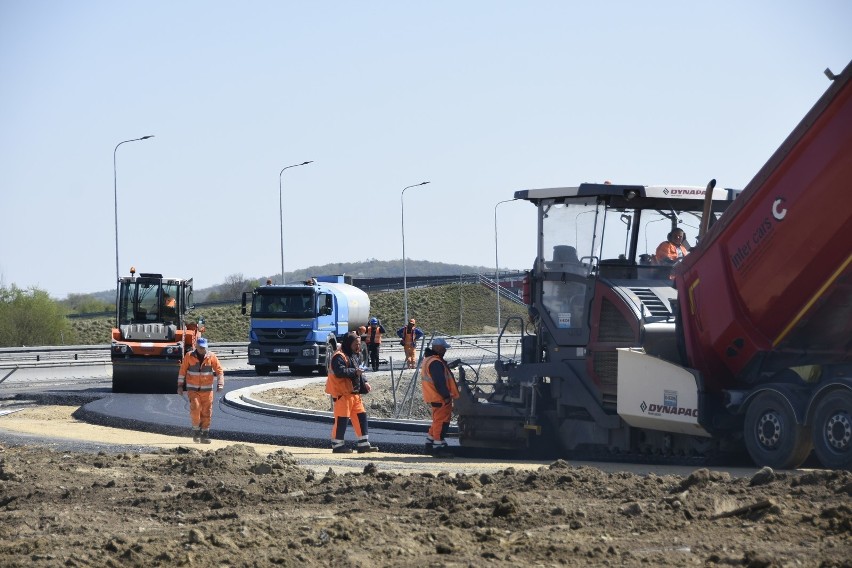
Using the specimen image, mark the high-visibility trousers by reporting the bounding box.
[428,400,453,442]
[404,345,416,367]
[331,394,367,440]
[188,390,214,429]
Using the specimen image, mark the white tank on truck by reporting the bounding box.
[241,275,369,376]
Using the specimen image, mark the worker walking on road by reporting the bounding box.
[364,317,386,371]
[396,318,424,369]
[420,337,459,457]
[177,337,224,444]
[324,332,379,454]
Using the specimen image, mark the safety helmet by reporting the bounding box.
[370,317,378,325]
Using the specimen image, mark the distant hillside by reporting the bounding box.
[84,259,505,304]
[69,283,528,345]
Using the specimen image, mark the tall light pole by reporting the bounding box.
[114,135,154,284]
[279,161,313,284]
[494,198,517,331]
[401,181,430,323]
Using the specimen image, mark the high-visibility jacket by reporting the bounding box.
[365,325,384,345]
[178,349,224,391]
[421,354,459,403]
[399,326,421,347]
[654,241,688,263]
[325,352,357,398]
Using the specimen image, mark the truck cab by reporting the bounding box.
[242,276,369,376]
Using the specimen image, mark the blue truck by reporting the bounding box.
[241,275,370,376]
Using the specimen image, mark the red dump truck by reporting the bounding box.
[456,60,852,469]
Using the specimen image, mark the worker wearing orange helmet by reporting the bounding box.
[324,332,379,454]
[177,337,224,444]
[421,337,459,457]
[396,318,424,369]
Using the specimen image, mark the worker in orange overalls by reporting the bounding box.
[358,325,369,363]
[421,337,459,457]
[655,228,690,264]
[396,318,424,369]
[364,317,386,371]
[324,332,379,454]
[177,337,224,444]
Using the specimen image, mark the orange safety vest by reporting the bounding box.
[655,241,688,263]
[420,354,459,403]
[402,326,417,347]
[325,352,355,398]
[366,325,383,345]
[178,350,224,391]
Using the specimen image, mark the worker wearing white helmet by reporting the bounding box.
[177,337,224,444]
[420,337,459,457]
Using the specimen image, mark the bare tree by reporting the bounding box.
[220,273,255,301]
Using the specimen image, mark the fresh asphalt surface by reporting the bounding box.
[74,372,433,454]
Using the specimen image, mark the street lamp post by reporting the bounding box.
[494,198,517,331]
[279,161,313,284]
[400,181,430,323]
[114,135,154,284]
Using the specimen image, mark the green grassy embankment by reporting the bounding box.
[69,284,528,345]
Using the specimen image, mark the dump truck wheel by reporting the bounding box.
[744,391,812,469]
[811,389,852,470]
[288,365,314,376]
[255,365,275,377]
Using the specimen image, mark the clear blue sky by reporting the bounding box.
[1,1,849,298]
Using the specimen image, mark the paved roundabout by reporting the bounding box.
[74,375,436,454]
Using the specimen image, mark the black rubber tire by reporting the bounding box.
[744,391,812,469]
[811,389,852,470]
[255,365,273,377]
[288,365,314,376]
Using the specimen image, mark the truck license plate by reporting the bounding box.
[273,348,290,353]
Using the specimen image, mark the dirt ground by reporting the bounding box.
[255,370,433,421]
[0,379,850,567]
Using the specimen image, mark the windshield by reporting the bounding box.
[540,197,713,273]
[117,280,180,324]
[540,199,597,275]
[252,291,315,317]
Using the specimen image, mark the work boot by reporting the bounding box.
[429,443,454,458]
[355,442,379,453]
[332,445,353,454]
[424,441,434,455]
[200,429,211,444]
[192,428,201,443]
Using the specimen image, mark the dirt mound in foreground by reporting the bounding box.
[0,444,849,567]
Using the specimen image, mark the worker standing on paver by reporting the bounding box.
[177,337,224,444]
[396,318,424,369]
